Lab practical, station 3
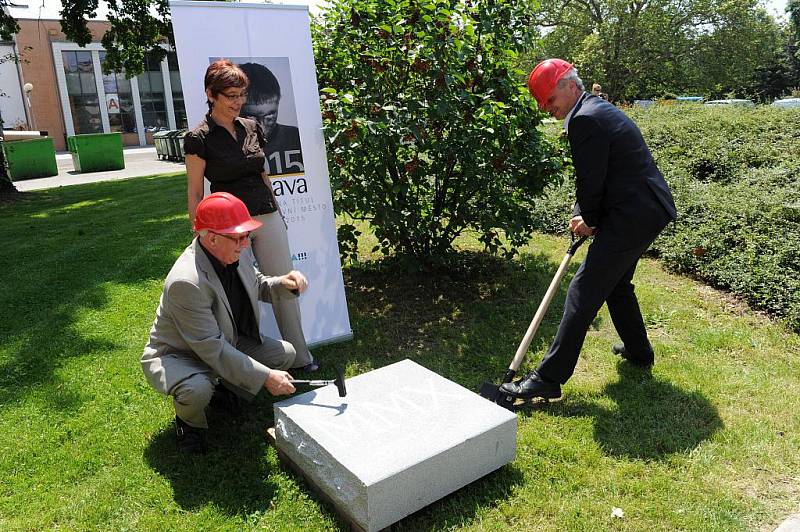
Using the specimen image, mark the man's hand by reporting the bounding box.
[569,216,596,237]
[281,270,308,294]
[265,370,296,396]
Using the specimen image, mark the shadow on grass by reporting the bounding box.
[0,175,188,409]
[542,363,723,460]
[323,248,589,391]
[143,403,280,515]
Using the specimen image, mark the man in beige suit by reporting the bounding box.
[142,192,308,454]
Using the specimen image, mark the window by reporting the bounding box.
[167,51,188,128]
[62,50,102,134]
[99,52,137,134]
[137,53,168,130]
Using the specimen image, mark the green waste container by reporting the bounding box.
[164,130,179,161]
[174,129,188,162]
[2,137,58,180]
[153,130,171,160]
[67,132,125,173]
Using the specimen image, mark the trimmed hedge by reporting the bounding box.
[532,105,800,331]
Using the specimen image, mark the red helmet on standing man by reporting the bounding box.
[527,59,574,109]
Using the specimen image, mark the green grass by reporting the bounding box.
[1,173,799,530]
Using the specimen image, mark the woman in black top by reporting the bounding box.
[184,59,317,372]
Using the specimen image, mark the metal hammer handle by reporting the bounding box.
[289,379,334,386]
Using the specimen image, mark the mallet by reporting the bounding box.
[291,365,347,397]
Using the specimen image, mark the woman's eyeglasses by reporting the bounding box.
[219,90,248,101]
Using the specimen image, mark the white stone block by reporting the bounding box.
[274,359,517,531]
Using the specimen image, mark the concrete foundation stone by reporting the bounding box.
[274,359,517,531]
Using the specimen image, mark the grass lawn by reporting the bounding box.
[1,173,798,530]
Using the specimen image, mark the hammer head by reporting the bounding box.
[334,366,347,397]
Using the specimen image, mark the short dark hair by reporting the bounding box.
[204,60,248,111]
[238,62,281,103]
[204,59,249,97]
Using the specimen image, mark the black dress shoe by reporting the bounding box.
[175,416,207,455]
[612,343,654,367]
[208,384,242,414]
[499,371,561,400]
[300,359,320,373]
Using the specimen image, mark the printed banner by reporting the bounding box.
[170,0,352,347]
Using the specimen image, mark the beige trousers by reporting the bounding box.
[172,336,296,428]
[250,211,313,368]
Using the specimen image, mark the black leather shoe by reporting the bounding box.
[175,417,207,455]
[300,360,320,373]
[208,384,242,414]
[612,343,654,367]
[499,371,561,400]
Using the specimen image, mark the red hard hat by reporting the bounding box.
[193,192,263,234]
[527,59,574,109]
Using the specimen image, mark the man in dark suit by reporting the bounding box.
[501,59,677,400]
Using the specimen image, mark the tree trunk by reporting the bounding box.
[0,114,20,194]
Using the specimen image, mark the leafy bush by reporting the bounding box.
[313,0,566,269]
[533,105,800,330]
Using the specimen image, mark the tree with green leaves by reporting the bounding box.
[746,24,800,101]
[0,0,171,75]
[790,0,800,58]
[313,0,565,269]
[533,0,785,101]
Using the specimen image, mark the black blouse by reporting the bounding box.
[184,113,277,215]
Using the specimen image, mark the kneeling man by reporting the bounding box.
[142,192,306,454]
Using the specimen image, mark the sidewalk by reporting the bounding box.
[13,146,186,192]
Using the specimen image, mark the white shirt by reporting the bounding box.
[563,92,588,135]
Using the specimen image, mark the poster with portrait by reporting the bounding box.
[170,1,352,347]
[226,57,304,177]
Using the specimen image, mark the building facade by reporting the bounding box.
[1,1,187,151]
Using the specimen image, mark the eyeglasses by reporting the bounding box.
[211,231,251,245]
[219,90,248,101]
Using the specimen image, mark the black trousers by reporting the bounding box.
[536,229,662,384]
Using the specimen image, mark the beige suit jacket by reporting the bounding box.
[141,238,291,397]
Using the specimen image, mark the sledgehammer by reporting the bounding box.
[291,365,347,397]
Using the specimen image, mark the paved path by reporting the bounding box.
[13,147,186,192]
[775,513,800,531]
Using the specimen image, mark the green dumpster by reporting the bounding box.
[67,132,125,173]
[1,137,58,180]
[153,130,171,160]
[175,129,188,162]
[164,130,179,161]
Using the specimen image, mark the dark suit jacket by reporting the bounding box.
[568,93,676,245]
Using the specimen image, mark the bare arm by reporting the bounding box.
[186,154,207,227]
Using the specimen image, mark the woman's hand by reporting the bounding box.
[281,270,308,294]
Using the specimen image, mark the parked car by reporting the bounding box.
[771,98,800,109]
[704,99,755,107]
[633,99,656,109]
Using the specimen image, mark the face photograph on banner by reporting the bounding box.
[220,57,305,178]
